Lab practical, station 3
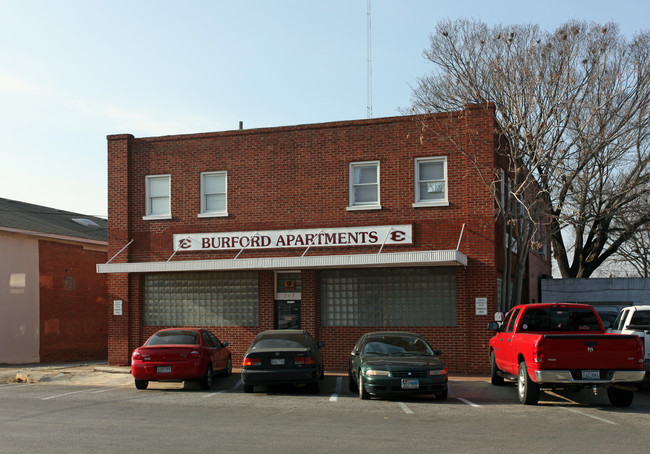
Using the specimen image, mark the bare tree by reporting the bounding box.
[410,20,650,307]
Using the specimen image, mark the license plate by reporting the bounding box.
[401,379,419,389]
[271,358,285,366]
[156,366,172,374]
[581,370,600,380]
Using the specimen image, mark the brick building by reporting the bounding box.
[0,198,108,363]
[99,105,551,374]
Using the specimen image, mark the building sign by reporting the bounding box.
[174,225,412,252]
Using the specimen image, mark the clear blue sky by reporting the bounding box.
[1,0,648,217]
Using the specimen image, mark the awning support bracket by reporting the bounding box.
[302,229,324,257]
[456,224,466,251]
[106,239,134,264]
[378,227,395,254]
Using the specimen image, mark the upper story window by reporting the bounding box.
[348,161,380,210]
[144,175,171,220]
[413,157,448,207]
[199,171,228,217]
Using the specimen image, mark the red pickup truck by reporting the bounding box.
[488,303,645,407]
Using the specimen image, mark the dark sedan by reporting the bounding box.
[349,331,448,400]
[131,328,232,390]
[241,329,325,393]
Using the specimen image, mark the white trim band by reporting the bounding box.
[97,250,467,274]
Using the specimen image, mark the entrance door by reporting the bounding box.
[275,300,301,329]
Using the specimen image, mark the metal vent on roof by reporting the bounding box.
[72,218,100,229]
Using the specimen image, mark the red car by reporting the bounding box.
[131,328,232,390]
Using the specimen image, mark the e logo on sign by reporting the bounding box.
[390,230,406,242]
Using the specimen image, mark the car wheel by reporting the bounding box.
[243,384,254,393]
[223,356,232,376]
[607,387,634,407]
[358,372,370,400]
[134,379,148,390]
[517,361,539,405]
[199,364,213,390]
[434,387,448,401]
[348,369,358,392]
[490,351,504,386]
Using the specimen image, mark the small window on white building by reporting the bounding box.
[199,171,227,217]
[144,175,171,220]
[413,157,448,207]
[348,161,380,210]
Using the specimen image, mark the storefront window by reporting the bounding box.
[143,271,258,326]
[321,268,456,327]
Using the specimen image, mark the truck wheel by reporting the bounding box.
[490,351,504,386]
[517,361,539,405]
[607,387,634,407]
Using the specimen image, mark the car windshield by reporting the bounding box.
[362,335,434,356]
[145,330,199,346]
[252,333,308,349]
[520,308,601,332]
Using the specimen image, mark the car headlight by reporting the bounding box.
[365,369,390,376]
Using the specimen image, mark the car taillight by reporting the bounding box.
[132,350,150,362]
[189,350,201,359]
[534,339,544,363]
[294,356,315,365]
[242,357,262,367]
[637,336,644,363]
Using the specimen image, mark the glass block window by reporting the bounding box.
[321,268,456,327]
[143,271,258,326]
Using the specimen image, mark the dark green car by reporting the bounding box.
[348,331,448,400]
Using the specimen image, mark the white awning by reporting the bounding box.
[96,249,467,274]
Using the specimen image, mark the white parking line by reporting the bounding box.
[202,379,243,398]
[0,383,34,389]
[41,389,92,400]
[560,407,617,425]
[456,397,482,408]
[329,377,343,402]
[397,402,414,414]
[89,388,115,394]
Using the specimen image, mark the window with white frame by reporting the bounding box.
[348,161,380,209]
[200,171,227,217]
[144,175,171,219]
[414,157,448,207]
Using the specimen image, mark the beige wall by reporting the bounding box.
[0,233,39,363]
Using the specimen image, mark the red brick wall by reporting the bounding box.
[106,107,550,373]
[39,240,108,362]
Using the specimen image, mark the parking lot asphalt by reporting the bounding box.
[0,361,489,387]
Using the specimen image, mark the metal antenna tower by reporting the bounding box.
[367,0,372,118]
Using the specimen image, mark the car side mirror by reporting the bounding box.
[317,342,325,349]
[221,341,229,347]
[434,349,442,356]
[350,350,359,356]
[488,321,500,331]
